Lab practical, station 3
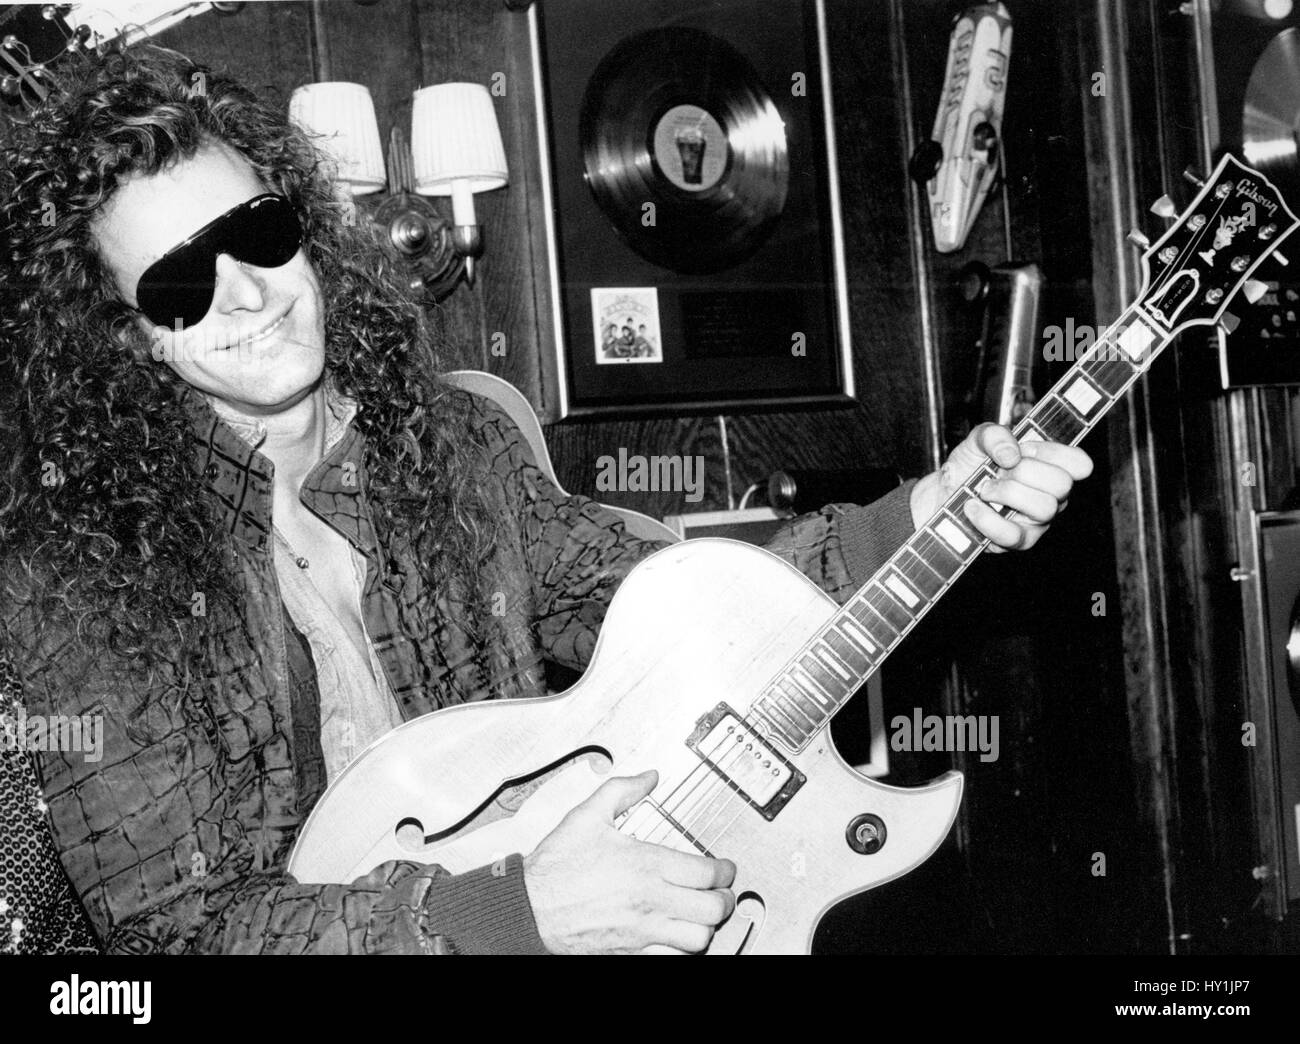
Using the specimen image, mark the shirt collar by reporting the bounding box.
[184,373,363,552]
[209,373,358,455]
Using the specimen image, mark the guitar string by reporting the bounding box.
[621,713,773,852]
[620,183,1240,856]
[619,723,752,848]
[630,602,916,849]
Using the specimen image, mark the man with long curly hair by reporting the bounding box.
[0,44,1090,954]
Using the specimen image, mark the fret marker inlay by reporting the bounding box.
[1061,377,1103,415]
[841,618,877,654]
[884,573,920,609]
[1116,318,1157,362]
[935,517,973,553]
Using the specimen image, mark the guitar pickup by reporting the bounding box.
[686,704,805,821]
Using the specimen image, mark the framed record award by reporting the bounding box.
[527,0,855,417]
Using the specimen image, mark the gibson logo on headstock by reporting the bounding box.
[1236,178,1278,217]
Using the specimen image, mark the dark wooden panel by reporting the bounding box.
[413,0,545,400]
[158,2,313,96]
[876,0,1139,954]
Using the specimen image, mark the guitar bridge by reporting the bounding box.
[686,703,805,821]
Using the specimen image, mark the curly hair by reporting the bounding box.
[0,44,502,707]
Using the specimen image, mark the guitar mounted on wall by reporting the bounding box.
[0,4,91,109]
[290,152,1298,954]
[0,4,231,111]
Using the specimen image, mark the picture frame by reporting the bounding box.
[527,0,855,417]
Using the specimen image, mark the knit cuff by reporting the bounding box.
[421,853,549,954]
[838,479,918,587]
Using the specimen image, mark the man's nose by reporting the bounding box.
[212,252,267,314]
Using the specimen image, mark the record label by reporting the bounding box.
[653,104,729,192]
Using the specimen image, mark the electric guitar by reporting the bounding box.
[290,154,1297,953]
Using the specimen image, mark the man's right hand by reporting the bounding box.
[521,769,736,954]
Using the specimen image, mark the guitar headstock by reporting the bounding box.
[2,5,220,111]
[1,4,93,109]
[1138,154,1299,336]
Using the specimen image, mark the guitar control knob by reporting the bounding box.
[845,813,887,855]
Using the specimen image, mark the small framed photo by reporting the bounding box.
[593,288,664,365]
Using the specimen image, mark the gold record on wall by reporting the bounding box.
[529,0,854,418]
[578,26,790,274]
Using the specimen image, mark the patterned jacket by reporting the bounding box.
[0,382,916,954]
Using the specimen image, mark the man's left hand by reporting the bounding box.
[908,423,1094,552]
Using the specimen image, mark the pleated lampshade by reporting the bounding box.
[288,82,386,196]
[410,83,508,225]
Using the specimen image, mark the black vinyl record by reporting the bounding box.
[579,26,790,274]
[1244,27,1300,201]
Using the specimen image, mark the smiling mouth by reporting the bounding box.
[237,306,292,347]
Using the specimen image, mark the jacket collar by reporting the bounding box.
[184,374,372,554]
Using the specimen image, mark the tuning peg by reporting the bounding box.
[1149,195,1177,218]
[1219,312,1241,335]
[1127,229,1151,249]
[1182,167,1206,189]
[1275,251,1290,266]
[1243,279,1269,303]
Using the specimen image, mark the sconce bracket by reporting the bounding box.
[371,192,467,304]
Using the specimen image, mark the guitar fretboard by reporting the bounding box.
[750,304,1170,750]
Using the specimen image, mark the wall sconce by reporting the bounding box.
[289,81,467,301]
[410,82,509,284]
[289,77,507,298]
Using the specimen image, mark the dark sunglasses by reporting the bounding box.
[132,193,302,329]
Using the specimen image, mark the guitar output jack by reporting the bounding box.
[845,813,887,855]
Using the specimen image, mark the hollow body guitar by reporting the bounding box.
[290,155,1296,952]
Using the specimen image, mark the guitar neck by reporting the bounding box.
[749,303,1173,748]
